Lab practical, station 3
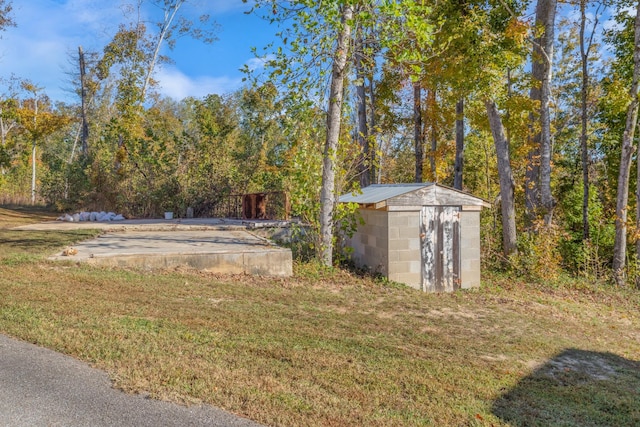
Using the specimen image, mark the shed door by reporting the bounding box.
[420,206,461,292]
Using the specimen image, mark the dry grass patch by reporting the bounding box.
[0,206,58,229]
[0,207,639,426]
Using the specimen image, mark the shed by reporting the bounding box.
[339,183,490,292]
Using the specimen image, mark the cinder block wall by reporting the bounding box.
[346,208,482,291]
[387,211,421,289]
[459,211,481,289]
[346,209,389,275]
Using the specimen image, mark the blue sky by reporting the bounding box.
[0,0,276,103]
[0,1,625,105]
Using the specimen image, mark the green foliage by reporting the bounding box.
[2,0,636,278]
[0,161,31,205]
[556,181,615,281]
[0,144,9,168]
[334,200,363,263]
[511,222,566,283]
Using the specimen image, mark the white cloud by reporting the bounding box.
[156,66,244,100]
[244,54,275,72]
[0,1,259,103]
[0,0,123,100]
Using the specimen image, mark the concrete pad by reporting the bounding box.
[13,218,246,232]
[39,224,292,277]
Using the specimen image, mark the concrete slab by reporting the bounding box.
[13,218,246,232]
[22,220,293,277]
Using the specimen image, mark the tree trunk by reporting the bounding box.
[368,74,378,183]
[527,0,557,225]
[579,0,589,241]
[0,107,16,175]
[453,98,464,190]
[485,99,517,257]
[79,45,90,156]
[141,0,185,101]
[31,141,36,204]
[613,1,640,285]
[413,82,423,183]
[524,138,539,221]
[30,96,38,205]
[355,34,369,188]
[319,5,353,267]
[428,89,436,180]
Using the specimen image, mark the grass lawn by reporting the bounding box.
[0,207,639,426]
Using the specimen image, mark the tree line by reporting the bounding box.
[1,0,640,285]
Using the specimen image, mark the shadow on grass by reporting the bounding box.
[0,230,99,255]
[493,349,640,427]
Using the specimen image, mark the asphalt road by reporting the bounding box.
[0,334,263,427]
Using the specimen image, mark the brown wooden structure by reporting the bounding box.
[242,192,290,220]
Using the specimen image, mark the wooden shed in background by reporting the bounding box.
[339,183,490,292]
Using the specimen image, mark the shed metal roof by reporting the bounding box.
[338,183,434,204]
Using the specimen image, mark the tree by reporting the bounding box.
[377,1,436,183]
[78,46,91,157]
[573,0,603,242]
[354,26,373,188]
[319,4,354,266]
[453,98,464,189]
[0,0,16,171]
[0,78,20,172]
[248,0,381,265]
[526,0,558,225]
[17,82,70,204]
[89,0,219,214]
[237,82,288,192]
[612,1,640,285]
[0,0,14,34]
[413,82,423,182]
[96,0,218,137]
[486,98,517,256]
[140,0,218,100]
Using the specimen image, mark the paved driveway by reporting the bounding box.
[0,334,263,427]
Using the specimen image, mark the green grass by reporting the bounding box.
[0,207,639,426]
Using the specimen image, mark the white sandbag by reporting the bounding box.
[79,212,90,222]
[72,213,80,222]
[64,214,74,222]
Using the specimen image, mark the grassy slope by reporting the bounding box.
[0,207,638,426]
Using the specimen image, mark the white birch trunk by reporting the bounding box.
[141,0,184,101]
[31,97,38,204]
[613,1,640,285]
[319,5,353,267]
[527,0,557,224]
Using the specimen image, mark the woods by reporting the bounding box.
[2,0,640,284]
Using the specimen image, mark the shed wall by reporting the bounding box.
[387,210,421,289]
[345,206,482,292]
[459,211,481,289]
[346,209,389,275]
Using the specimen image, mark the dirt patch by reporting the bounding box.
[543,351,617,381]
[426,307,481,320]
[480,354,509,362]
